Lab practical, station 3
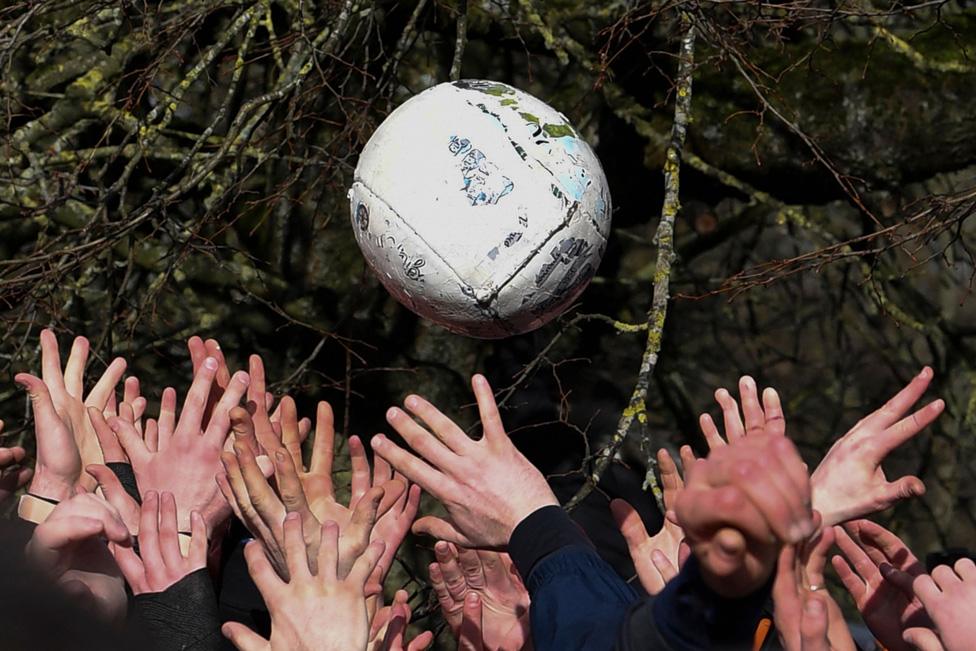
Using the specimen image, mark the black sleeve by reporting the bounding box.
[131,568,223,651]
[106,462,142,503]
[509,504,595,577]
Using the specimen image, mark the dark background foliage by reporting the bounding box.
[2,0,976,643]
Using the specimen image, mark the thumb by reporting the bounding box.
[885,475,926,505]
[412,516,476,547]
[86,464,137,526]
[902,627,946,651]
[610,498,650,549]
[221,622,269,651]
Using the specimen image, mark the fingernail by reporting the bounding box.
[275,450,286,463]
[742,376,755,390]
[204,357,218,370]
[386,407,399,421]
[466,593,480,606]
[919,367,931,379]
[404,395,419,409]
[804,597,825,614]
[372,435,385,448]
[788,523,805,543]
[285,512,299,522]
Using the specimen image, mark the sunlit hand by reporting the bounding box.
[372,374,558,550]
[37,329,127,486]
[368,589,435,651]
[811,367,943,526]
[16,373,82,503]
[221,513,385,651]
[831,519,930,651]
[0,419,32,501]
[111,491,208,594]
[112,358,249,531]
[221,437,396,581]
[675,432,813,597]
[773,524,856,651]
[904,560,976,651]
[698,376,787,447]
[274,398,421,585]
[428,542,530,650]
[25,491,131,622]
[610,448,688,595]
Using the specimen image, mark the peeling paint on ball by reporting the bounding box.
[348,79,612,339]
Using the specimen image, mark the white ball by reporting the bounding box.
[348,80,612,338]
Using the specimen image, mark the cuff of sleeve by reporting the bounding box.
[509,504,594,580]
[106,462,141,503]
[132,568,221,650]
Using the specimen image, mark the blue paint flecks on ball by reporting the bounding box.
[448,135,514,206]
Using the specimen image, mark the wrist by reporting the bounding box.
[28,471,75,503]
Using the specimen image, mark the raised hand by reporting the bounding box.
[811,367,944,526]
[610,448,688,594]
[368,589,435,651]
[905,560,976,651]
[372,374,558,550]
[675,431,813,597]
[111,491,208,594]
[221,513,385,651]
[831,519,930,651]
[773,524,856,651]
[278,399,420,583]
[37,329,127,484]
[0,419,33,501]
[25,491,131,622]
[699,376,787,447]
[111,358,250,532]
[218,406,400,581]
[16,373,82,503]
[428,542,530,650]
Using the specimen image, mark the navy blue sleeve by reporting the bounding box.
[510,505,640,651]
[614,556,773,651]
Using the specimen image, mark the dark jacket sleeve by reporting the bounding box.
[615,556,772,651]
[510,505,640,651]
[107,462,142,503]
[510,505,773,651]
[131,568,223,651]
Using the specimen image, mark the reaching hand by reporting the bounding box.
[811,367,943,526]
[111,491,208,594]
[219,410,400,581]
[0,419,32,501]
[773,524,856,651]
[372,374,558,550]
[675,431,813,597]
[37,329,127,486]
[112,358,250,531]
[368,589,435,651]
[221,513,385,651]
[16,373,82,503]
[831,520,930,651]
[274,399,421,585]
[25,491,130,622]
[428,542,530,650]
[699,376,787,447]
[905,560,976,651]
[611,448,688,594]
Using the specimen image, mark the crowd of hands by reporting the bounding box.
[0,328,972,650]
